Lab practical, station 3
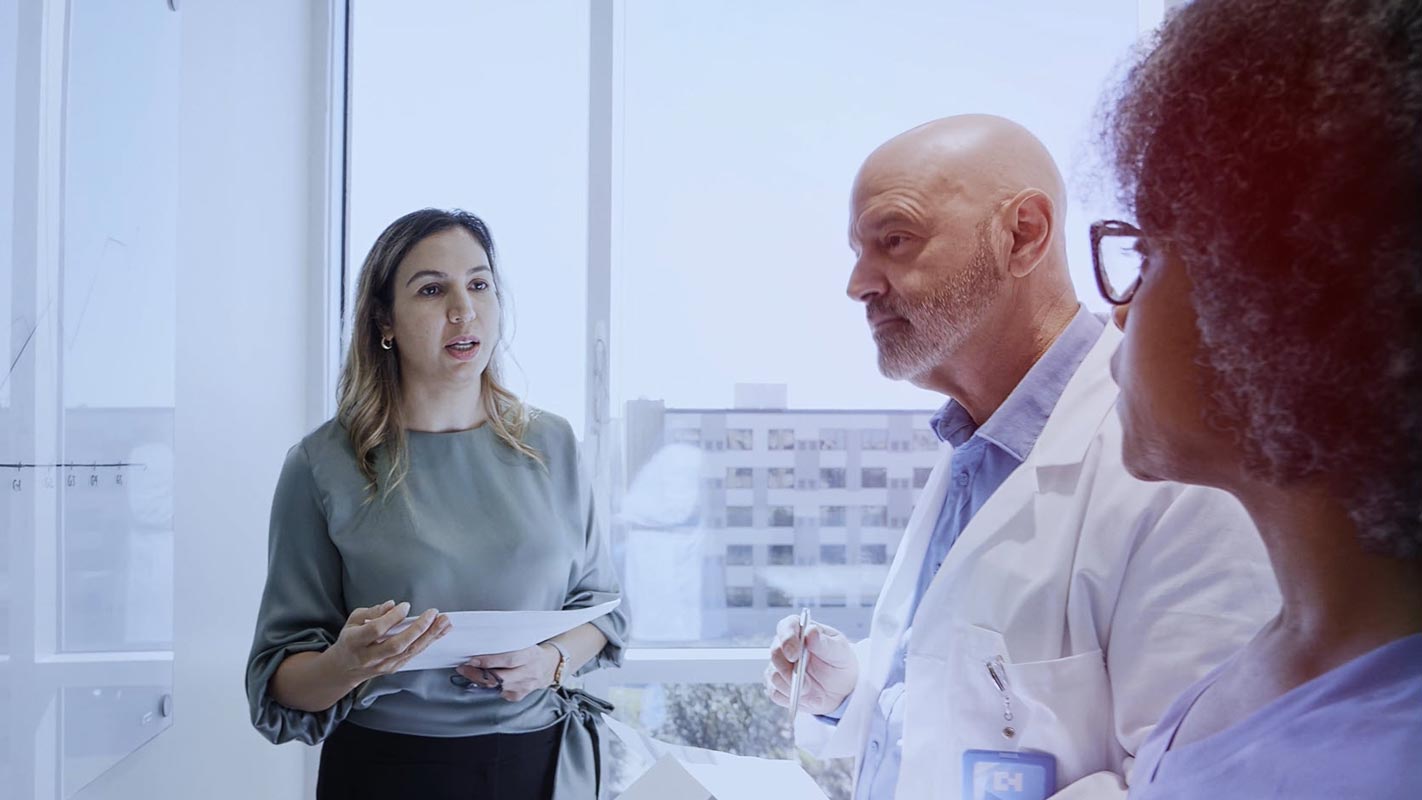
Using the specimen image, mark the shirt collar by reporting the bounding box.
[927,306,1105,460]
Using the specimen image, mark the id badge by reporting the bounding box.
[962,749,1056,800]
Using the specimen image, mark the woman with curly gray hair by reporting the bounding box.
[1093,0,1421,796]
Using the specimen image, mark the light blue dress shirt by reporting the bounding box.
[848,307,1104,800]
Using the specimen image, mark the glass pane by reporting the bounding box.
[61,682,172,796]
[609,0,1140,649]
[0,0,15,660]
[60,0,178,656]
[348,0,590,430]
[59,412,174,652]
[607,683,854,799]
[3,0,179,795]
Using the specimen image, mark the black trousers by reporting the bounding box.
[316,721,562,800]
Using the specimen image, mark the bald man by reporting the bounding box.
[765,116,1277,799]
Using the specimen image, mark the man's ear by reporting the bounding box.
[1003,188,1056,279]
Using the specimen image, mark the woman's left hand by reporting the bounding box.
[456,644,560,702]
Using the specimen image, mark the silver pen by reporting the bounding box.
[786,607,812,724]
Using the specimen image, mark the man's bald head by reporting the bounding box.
[846,114,1078,392]
[853,114,1068,253]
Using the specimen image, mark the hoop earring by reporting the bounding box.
[380,336,394,351]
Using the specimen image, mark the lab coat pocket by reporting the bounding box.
[896,624,1012,797]
[999,648,1113,787]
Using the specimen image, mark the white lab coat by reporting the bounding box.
[796,323,1279,799]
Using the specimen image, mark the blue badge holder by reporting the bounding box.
[962,749,1057,800]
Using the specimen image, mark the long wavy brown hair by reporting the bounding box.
[337,208,542,498]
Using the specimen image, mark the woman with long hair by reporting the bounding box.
[245,208,626,799]
[1094,0,1421,796]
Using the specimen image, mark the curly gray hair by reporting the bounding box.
[1100,0,1421,559]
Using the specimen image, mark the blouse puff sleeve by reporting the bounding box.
[244,442,354,745]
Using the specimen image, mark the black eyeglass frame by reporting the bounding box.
[1089,219,1146,306]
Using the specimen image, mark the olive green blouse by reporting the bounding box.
[245,411,626,795]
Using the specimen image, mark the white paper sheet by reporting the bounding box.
[607,715,829,800]
[383,599,621,673]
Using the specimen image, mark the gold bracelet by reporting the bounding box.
[546,641,568,687]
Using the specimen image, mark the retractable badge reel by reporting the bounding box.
[962,657,1056,800]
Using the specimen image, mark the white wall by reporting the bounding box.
[74,1,325,797]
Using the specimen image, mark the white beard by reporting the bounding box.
[874,237,1002,381]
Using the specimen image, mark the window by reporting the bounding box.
[768,545,795,566]
[670,427,701,446]
[348,1,1155,796]
[820,594,847,608]
[860,429,888,450]
[861,505,888,527]
[861,544,889,565]
[914,467,933,489]
[819,428,847,450]
[726,467,753,489]
[726,428,753,450]
[861,467,887,489]
[726,506,753,527]
[766,588,793,608]
[820,544,848,565]
[725,587,754,608]
[767,467,794,489]
[768,506,795,527]
[5,0,182,790]
[726,544,754,566]
[913,429,940,451]
[819,467,846,489]
[820,506,847,527]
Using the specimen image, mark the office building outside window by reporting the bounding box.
[768,428,795,450]
[726,428,753,450]
[914,467,933,489]
[768,467,794,489]
[726,467,753,489]
[861,466,887,489]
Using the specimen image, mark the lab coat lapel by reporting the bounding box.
[918,324,1124,617]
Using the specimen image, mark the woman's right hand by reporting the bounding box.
[325,600,450,681]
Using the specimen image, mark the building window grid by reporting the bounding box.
[726,428,754,450]
[725,544,754,566]
[726,466,753,489]
[768,544,794,566]
[768,505,795,527]
[768,467,794,489]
